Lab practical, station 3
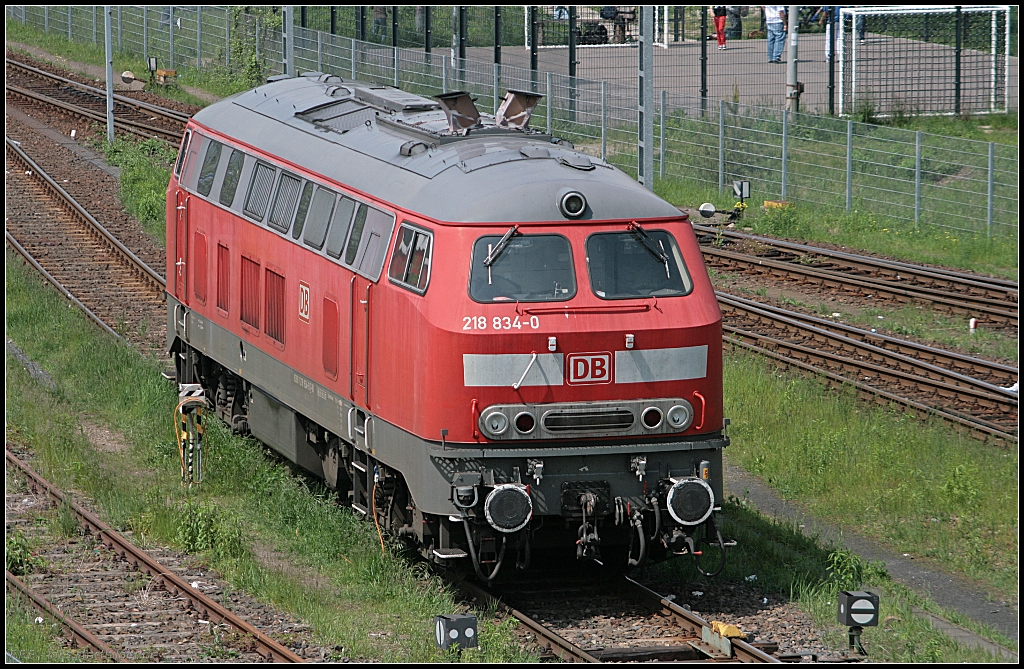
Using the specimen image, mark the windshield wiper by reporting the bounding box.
[628,221,670,278]
[484,225,519,267]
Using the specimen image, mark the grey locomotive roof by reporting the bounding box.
[191,74,681,224]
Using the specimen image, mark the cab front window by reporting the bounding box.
[470,232,575,302]
[587,228,692,299]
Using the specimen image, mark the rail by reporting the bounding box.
[5,450,306,663]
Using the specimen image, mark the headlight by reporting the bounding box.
[482,411,508,436]
[666,401,694,430]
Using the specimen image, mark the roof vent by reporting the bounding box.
[495,90,543,130]
[435,91,481,134]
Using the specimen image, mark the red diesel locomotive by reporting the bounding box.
[167,72,730,580]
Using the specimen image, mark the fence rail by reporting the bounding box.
[7,5,1018,238]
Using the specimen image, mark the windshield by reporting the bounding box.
[470,234,576,302]
[587,230,693,299]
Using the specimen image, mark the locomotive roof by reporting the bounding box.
[191,74,681,224]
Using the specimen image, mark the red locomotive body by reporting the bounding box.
[168,74,730,578]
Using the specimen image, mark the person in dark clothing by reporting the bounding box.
[712,7,728,49]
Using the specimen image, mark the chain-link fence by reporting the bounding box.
[7,5,1018,238]
[839,6,1014,117]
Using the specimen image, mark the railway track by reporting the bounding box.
[453,573,783,663]
[721,293,1018,443]
[5,450,306,662]
[5,137,167,355]
[694,224,1019,327]
[6,57,189,143]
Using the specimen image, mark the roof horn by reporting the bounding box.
[495,90,544,130]
[435,91,481,134]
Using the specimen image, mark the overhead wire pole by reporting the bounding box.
[104,5,114,144]
[638,6,655,190]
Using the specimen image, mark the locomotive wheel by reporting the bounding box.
[693,517,726,577]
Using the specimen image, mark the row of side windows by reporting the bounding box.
[180,132,399,285]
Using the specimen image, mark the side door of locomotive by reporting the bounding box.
[346,205,395,410]
[174,133,203,304]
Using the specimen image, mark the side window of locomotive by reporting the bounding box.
[243,162,277,221]
[291,181,315,240]
[219,149,246,207]
[344,205,396,281]
[586,230,693,299]
[174,130,191,178]
[324,196,357,259]
[268,172,302,233]
[388,224,432,294]
[180,134,205,190]
[344,205,369,266]
[470,234,575,303]
[302,187,337,251]
[196,140,223,197]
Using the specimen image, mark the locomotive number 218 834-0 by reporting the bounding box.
[463,316,541,330]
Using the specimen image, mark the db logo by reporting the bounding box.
[567,352,612,385]
[298,282,310,323]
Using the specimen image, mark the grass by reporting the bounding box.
[719,349,1018,599]
[5,596,90,663]
[648,500,1014,660]
[4,250,532,663]
[658,178,1019,280]
[94,136,175,246]
[708,267,1018,364]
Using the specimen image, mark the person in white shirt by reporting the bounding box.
[763,6,786,62]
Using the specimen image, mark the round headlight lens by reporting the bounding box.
[666,402,694,430]
[483,411,509,436]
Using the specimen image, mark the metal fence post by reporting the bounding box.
[170,6,175,70]
[718,100,726,192]
[104,6,114,144]
[394,46,399,87]
[987,142,994,237]
[254,16,259,70]
[601,80,607,161]
[954,6,962,116]
[317,31,323,72]
[700,7,708,114]
[93,6,97,43]
[845,120,853,211]
[117,6,122,51]
[196,7,202,71]
[68,6,72,41]
[781,112,788,200]
[546,71,552,135]
[660,90,666,178]
[350,37,356,80]
[143,7,148,66]
[44,6,48,33]
[283,5,294,76]
[442,56,448,93]
[225,8,230,71]
[493,62,500,114]
[914,131,922,226]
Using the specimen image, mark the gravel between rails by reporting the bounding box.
[5,113,167,273]
[6,48,204,116]
[487,566,849,663]
[5,454,341,662]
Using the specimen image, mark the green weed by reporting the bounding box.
[6,530,45,576]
